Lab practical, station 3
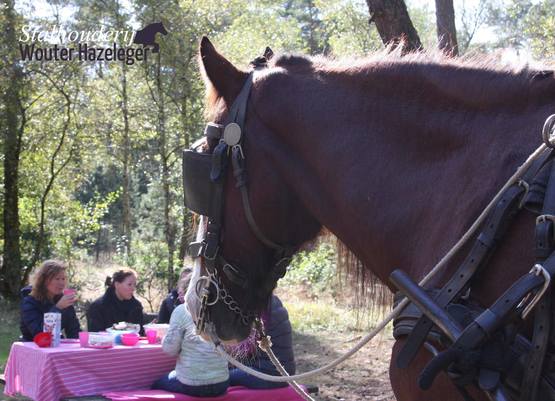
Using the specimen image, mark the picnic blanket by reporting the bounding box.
[103,385,307,401]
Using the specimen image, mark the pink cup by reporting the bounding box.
[63,288,76,297]
[79,331,89,347]
[146,329,157,344]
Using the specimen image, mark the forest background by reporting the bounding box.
[1,0,554,323]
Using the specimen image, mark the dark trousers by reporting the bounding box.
[229,367,288,389]
[152,370,229,397]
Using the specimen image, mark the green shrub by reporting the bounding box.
[282,242,337,296]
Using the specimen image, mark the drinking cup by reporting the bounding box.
[79,331,89,347]
[146,329,157,344]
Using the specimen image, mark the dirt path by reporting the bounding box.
[293,330,396,401]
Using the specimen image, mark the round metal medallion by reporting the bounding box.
[223,123,242,146]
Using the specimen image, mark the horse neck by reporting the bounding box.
[255,63,555,286]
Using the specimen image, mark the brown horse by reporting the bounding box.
[190,37,555,401]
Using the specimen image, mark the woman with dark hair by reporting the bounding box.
[229,295,295,389]
[86,269,144,333]
[20,260,80,341]
[157,268,192,324]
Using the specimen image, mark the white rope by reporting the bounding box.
[212,143,549,382]
[258,336,316,401]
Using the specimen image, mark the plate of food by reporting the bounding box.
[106,321,140,334]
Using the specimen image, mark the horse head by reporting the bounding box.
[184,37,321,342]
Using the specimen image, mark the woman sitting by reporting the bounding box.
[157,268,191,324]
[20,260,80,341]
[152,274,229,397]
[229,295,295,389]
[87,269,144,333]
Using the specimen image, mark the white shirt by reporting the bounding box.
[162,304,229,386]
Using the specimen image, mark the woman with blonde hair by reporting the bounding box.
[20,260,80,341]
[86,268,144,333]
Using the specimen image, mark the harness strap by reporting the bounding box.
[398,185,525,367]
[521,160,555,401]
[231,144,295,258]
[398,150,554,369]
[227,74,255,128]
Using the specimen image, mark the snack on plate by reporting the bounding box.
[88,332,113,348]
[112,321,139,331]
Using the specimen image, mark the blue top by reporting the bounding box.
[157,289,182,324]
[19,286,80,341]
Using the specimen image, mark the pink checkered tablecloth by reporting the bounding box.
[3,341,177,401]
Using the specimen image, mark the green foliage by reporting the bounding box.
[0,300,20,370]
[282,242,337,296]
[487,0,555,59]
[317,0,382,56]
[5,0,554,300]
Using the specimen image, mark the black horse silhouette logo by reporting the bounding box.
[133,22,168,53]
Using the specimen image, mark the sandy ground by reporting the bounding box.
[293,330,396,401]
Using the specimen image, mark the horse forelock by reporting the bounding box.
[204,83,226,122]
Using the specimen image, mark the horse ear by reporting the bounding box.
[199,37,247,105]
[264,47,274,61]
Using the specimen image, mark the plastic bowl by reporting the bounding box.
[121,333,140,346]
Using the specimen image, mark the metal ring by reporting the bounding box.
[194,276,220,306]
[542,114,555,148]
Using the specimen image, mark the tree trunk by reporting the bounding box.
[26,73,74,283]
[156,51,176,292]
[121,61,132,256]
[435,0,459,56]
[1,0,24,298]
[177,85,190,264]
[366,0,422,52]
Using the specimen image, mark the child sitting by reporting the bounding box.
[152,275,229,397]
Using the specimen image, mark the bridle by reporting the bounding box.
[183,55,295,333]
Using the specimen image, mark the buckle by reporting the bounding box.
[518,180,530,208]
[204,122,224,140]
[187,241,205,258]
[536,214,555,225]
[521,264,551,319]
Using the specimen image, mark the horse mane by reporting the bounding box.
[270,49,554,114]
[270,46,552,78]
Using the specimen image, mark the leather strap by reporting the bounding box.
[521,160,555,401]
[398,150,553,368]
[398,184,526,367]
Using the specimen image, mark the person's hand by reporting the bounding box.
[56,294,76,310]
